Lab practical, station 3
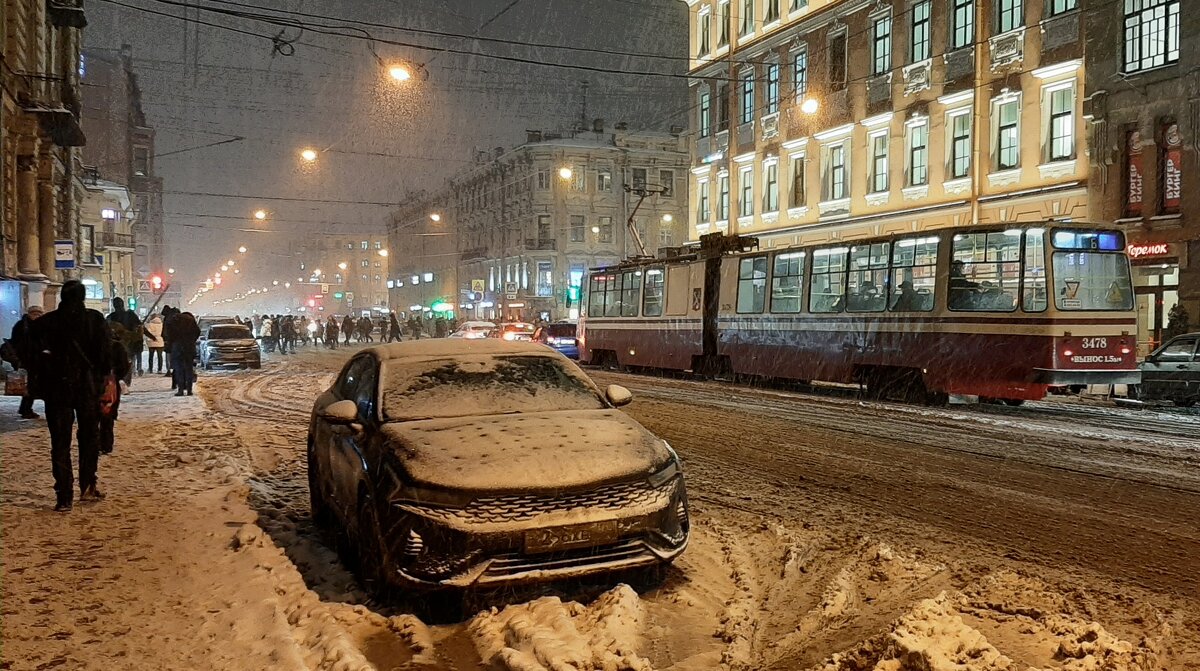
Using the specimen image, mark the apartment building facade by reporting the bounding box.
[291,233,390,316]
[1083,0,1194,351]
[686,0,1087,252]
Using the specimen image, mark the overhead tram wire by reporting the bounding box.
[161,190,398,206]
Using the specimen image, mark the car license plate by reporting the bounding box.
[524,520,619,554]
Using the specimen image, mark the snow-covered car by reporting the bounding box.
[490,322,536,341]
[200,323,261,369]
[306,339,689,593]
[1131,333,1199,407]
[534,322,578,359]
[448,321,495,339]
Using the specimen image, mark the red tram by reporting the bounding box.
[579,223,1140,404]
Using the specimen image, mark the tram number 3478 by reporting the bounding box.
[1081,337,1108,349]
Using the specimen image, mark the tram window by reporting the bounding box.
[604,274,622,317]
[770,251,805,313]
[643,268,665,317]
[737,256,768,313]
[809,247,849,313]
[1022,230,1048,312]
[949,231,1020,312]
[620,270,642,317]
[587,274,612,317]
[1051,251,1133,311]
[890,235,938,311]
[847,242,889,312]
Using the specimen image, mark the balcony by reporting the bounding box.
[524,238,557,251]
[95,231,134,251]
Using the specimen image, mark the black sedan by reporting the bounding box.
[306,339,689,593]
[1134,333,1200,407]
[200,323,261,369]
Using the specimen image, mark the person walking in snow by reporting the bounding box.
[171,312,200,397]
[144,312,165,374]
[324,316,339,350]
[28,280,113,511]
[388,313,402,343]
[107,297,144,378]
[341,315,354,345]
[100,326,132,456]
[5,304,44,419]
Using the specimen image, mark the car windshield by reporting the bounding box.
[209,325,251,339]
[380,354,605,421]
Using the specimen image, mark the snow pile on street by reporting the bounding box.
[468,584,652,671]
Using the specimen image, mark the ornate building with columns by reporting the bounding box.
[1,0,87,336]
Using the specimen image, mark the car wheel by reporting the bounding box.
[355,493,393,601]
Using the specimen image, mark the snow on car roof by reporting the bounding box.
[367,338,556,361]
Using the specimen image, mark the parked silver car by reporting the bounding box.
[1134,333,1200,407]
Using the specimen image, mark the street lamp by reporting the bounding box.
[800,98,820,115]
[300,148,318,162]
[238,246,247,253]
[227,259,235,266]
[253,209,267,221]
[168,267,176,274]
[662,213,674,222]
[558,166,573,180]
[338,261,348,270]
[388,64,412,82]
[429,213,441,222]
[378,249,389,257]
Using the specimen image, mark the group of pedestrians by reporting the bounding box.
[1,283,206,512]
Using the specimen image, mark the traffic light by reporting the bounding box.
[566,285,581,303]
[213,276,222,285]
[334,292,345,299]
[307,299,316,307]
[128,296,138,310]
[150,275,163,291]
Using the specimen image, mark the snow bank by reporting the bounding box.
[468,584,653,671]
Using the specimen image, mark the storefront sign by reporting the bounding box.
[1126,131,1143,216]
[1162,123,1183,212]
[1127,242,1172,260]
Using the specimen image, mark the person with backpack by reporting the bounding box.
[100,326,132,455]
[28,280,113,511]
[107,297,144,378]
[171,312,201,396]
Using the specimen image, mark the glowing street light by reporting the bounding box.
[220,265,228,272]
[272,280,279,286]
[388,64,412,82]
[238,246,247,253]
[558,166,573,180]
[300,148,318,162]
[338,261,348,270]
[429,213,442,222]
[662,213,674,222]
[227,259,235,266]
[168,267,176,274]
[800,98,820,115]
[378,249,389,257]
[253,209,267,221]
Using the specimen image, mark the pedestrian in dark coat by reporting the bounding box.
[100,330,132,455]
[388,314,402,343]
[161,306,178,382]
[325,316,339,349]
[171,312,201,396]
[341,315,354,345]
[107,297,144,377]
[28,280,113,511]
[6,304,44,419]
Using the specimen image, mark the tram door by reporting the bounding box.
[701,253,721,365]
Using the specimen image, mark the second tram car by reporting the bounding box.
[580,222,1140,404]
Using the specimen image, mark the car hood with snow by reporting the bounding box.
[379,408,671,492]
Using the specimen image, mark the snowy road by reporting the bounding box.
[4,345,1198,670]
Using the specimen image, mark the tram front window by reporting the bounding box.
[1051,252,1133,311]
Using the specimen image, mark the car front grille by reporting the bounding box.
[400,480,674,525]
[481,539,651,579]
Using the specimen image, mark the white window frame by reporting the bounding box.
[717,172,730,222]
[699,89,712,137]
[868,129,889,194]
[763,158,779,212]
[698,178,711,223]
[951,0,974,50]
[946,107,972,179]
[871,12,892,76]
[1042,80,1076,163]
[698,6,712,56]
[792,47,809,101]
[718,0,731,46]
[910,0,932,63]
[741,0,755,36]
[764,61,780,115]
[996,0,1023,34]
[739,165,755,217]
[992,92,1022,171]
[789,152,807,209]
[1123,0,1179,73]
[740,67,755,125]
[906,118,930,187]
[822,140,850,202]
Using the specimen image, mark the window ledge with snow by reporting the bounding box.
[737,215,754,228]
[761,211,780,224]
[1037,159,1076,180]
[787,206,809,219]
[865,191,890,207]
[943,177,971,195]
[988,168,1022,187]
[902,185,929,201]
[818,198,850,215]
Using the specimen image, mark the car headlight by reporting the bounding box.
[648,458,680,488]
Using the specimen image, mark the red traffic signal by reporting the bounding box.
[151,275,164,290]
[307,299,316,307]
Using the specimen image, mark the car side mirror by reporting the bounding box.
[606,384,633,407]
[322,399,359,424]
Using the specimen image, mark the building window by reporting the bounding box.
[537,170,550,189]
[996,97,1020,170]
[739,166,754,216]
[871,14,891,75]
[632,168,648,189]
[790,155,806,207]
[717,84,730,131]
[740,68,755,124]
[1049,0,1077,15]
[951,0,973,49]
[890,235,939,311]
[699,91,712,137]
[824,143,847,201]
[829,32,847,91]
[791,0,807,10]
[908,121,929,186]
[361,241,369,250]
[718,174,730,220]
[133,147,150,176]
[598,216,614,243]
[997,0,1023,34]
[570,215,585,242]
[658,228,673,248]
[1047,84,1075,161]
[698,180,711,222]
[1124,0,1179,73]
[741,0,754,35]
[765,63,780,114]
[737,256,768,313]
[910,1,931,62]
[765,0,779,22]
[597,169,612,191]
[698,8,711,56]
[718,0,730,45]
[571,170,586,191]
[949,111,972,178]
[362,259,370,268]
[537,214,551,242]
[793,48,808,100]
[763,162,779,212]
[660,170,675,196]
[869,132,889,193]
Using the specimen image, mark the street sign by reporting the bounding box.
[320,283,329,294]
[505,293,517,300]
[504,281,518,294]
[345,292,354,301]
[471,279,485,293]
[54,240,75,269]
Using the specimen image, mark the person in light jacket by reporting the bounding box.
[144,313,166,373]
